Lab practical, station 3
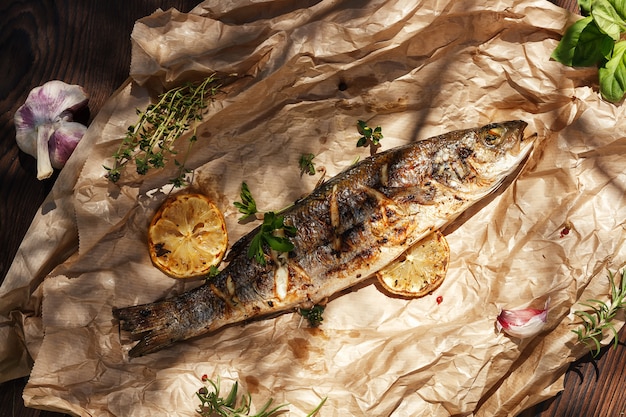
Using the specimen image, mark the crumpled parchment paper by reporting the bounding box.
[1,0,626,416]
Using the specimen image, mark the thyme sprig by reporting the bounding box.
[299,305,325,327]
[196,376,326,417]
[572,268,626,357]
[105,74,220,186]
[356,120,383,148]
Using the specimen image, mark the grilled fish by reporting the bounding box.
[113,120,533,356]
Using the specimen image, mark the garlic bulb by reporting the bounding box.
[14,80,89,179]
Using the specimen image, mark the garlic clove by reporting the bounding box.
[496,300,549,339]
[35,124,55,180]
[49,122,87,169]
[14,80,88,179]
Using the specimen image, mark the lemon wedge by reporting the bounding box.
[148,193,228,279]
[377,230,450,297]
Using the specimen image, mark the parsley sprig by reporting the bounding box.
[233,183,297,266]
[572,268,626,356]
[233,182,258,221]
[196,376,326,417]
[105,74,220,186]
[299,153,317,176]
[248,212,296,266]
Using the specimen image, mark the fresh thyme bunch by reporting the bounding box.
[572,268,626,357]
[105,74,220,187]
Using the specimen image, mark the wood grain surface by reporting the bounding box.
[1,1,624,417]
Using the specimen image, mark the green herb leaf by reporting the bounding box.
[196,376,289,417]
[610,0,626,19]
[355,120,383,148]
[551,16,613,66]
[234,182,258,220]
[579,0,592,14]
[264,234,295,253]
[299,304,325,327]
[592,0,626,40]
[196,376,326,417]
[299,153,317,176]
[247,212,295,266]
[572,268,626,356]
[599,40,626,101]
[356,119,371,137]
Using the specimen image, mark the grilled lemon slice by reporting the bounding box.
[376,230,449,297]
[148,193,228,279]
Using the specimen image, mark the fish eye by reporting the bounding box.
[483,127,504,147]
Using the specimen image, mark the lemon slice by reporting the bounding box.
[148,193,228,279]
[377,230,450,297]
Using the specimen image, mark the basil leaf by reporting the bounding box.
[552,16,612,66]
[579,0,592,14]
[599,41,626,101]
[592,0,626,41]
[609,0,626,20]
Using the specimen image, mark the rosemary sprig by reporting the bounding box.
[197,376,287,417]
[196,376,326,417]
[104,74,220,186]
[572,268,626,357]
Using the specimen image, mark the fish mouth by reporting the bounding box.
[497,129,536,183]
[517,131,537,159]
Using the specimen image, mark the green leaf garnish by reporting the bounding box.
[247,212,296,266]
[299,153,317,176]
[356,120,383,148]
[572,268,626,357]
[105,74,221,186]
[196,376,326,417]
[591,0,626,41]
[299,304,325,327]
[551,0,626,102]
[551,16,613,66]
[197,376,288,417]
[234,182,258,221]
[599,40,626,101]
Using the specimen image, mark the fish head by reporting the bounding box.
[461,120,534,188]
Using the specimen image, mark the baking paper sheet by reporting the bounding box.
[1,0,625,416]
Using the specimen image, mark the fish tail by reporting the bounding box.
[113,286,226,357]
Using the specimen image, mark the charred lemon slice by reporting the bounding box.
[148,193,228,279]
[376,230,450,297]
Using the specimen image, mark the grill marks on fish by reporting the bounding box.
[113,120,533,356]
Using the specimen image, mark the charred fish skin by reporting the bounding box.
[113,120,532,357]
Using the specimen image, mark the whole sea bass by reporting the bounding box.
[113,120,534,356]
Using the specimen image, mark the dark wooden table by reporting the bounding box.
[1,1,624,416]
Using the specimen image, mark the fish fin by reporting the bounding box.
[113,300,185,357]
[113,284,229,357]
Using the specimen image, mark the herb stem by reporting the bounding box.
[105,74,220,185]
[573,268,626,356]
